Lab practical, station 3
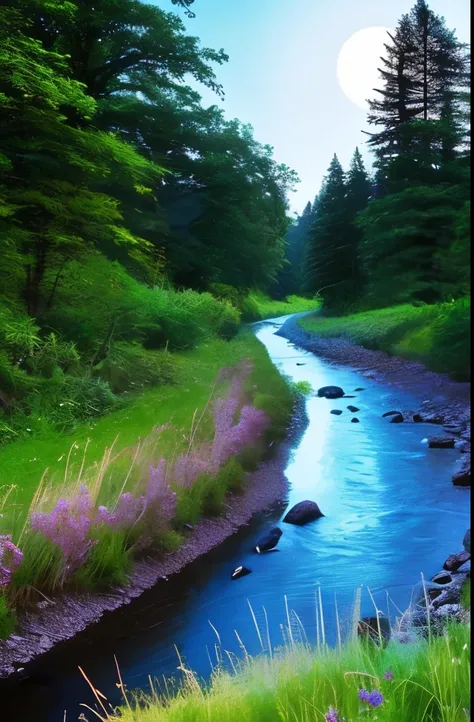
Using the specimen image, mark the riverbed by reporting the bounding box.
[2,314,470,721]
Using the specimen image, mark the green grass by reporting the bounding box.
[241,292,320,322]
[0,330,294,533]
[94,618,470,722]
[461,579,470,611]
[299,298,470,380]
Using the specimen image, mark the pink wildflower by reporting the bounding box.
[0,534,23,588]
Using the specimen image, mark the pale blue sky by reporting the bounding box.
[153,0,470,214]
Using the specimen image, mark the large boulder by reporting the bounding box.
[428,436,455,449]
[443,551,470,572]
[463,529,471,554]
[283,500,324,526]
[317,385,344,399]
[431,570,453,585]
[254,527,282,553]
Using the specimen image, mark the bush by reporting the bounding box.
[93,343,176,394]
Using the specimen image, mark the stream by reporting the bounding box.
[2,313,470,721]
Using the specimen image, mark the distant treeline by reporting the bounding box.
[278,0,470,313]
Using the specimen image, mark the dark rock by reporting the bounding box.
[431,586,461,610]
[428,436,455,449]
[231,566,252,580]
[382,410,402,418]
[347,405,360,413]
[354,388,365,392]
[182,523,194,531]
[463,529,471,553]
[357,616,391,645]
[254,527,282,553]
[343,395,356,398]
[317,385,344,399]
[431,571,453,585]
[452,455,471,486]
[423,415,444,425]
[296,363,306,366]
[330,409,343,415]
[413,414,423,423]
[283,500,324,526]
[453,560,471,576]
[351,417,360,423]
[443,551,470,572]
[389,414,404,423]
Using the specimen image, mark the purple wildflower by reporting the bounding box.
[96,493,146,530]
[383,668,394,681]
[30,485,94,574]
[359,689,384,708]
[324,706,339,722]
[0,535,24,588]
[146,461,177,523]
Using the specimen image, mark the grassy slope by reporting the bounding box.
[0,330,291,528]
[298,301,470,380]
[107,621,470,722]
[241,292,320,322]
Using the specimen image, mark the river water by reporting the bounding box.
[2,314,470,721]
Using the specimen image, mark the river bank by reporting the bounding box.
[277,313,470,466]
[0,396,308,679]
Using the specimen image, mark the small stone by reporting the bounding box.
[428,436,455,449]
[231,566,252,580]
[389,414,404,423]
[382,410,402,418]
[347,405,360,413]
[413,414,423,423]
[443,551,470,572]
[354,387,365,392]
[330,409,343,415]
[351,417,360,423]
[254,527,282,553]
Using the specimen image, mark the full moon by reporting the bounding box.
[337,27,392,110]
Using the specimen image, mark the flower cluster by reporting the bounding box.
[96,492,146,530]
[324,706,339,722]
[145,460,177,524]
[31,485,95,574]
[359,689,384,707]
[0,535,23,588]
[383,668,393,681]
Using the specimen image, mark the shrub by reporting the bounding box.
[93,342,176,394]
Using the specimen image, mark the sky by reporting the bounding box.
[153,0,470,215]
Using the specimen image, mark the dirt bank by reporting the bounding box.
[0,399,308,679]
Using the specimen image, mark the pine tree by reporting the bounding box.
[367,0,468,186]
[345,148,372,293]
[304,154,350,304]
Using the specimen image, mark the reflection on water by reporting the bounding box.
[2,315,470,722]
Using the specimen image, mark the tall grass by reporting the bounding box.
[79,588,470,722]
